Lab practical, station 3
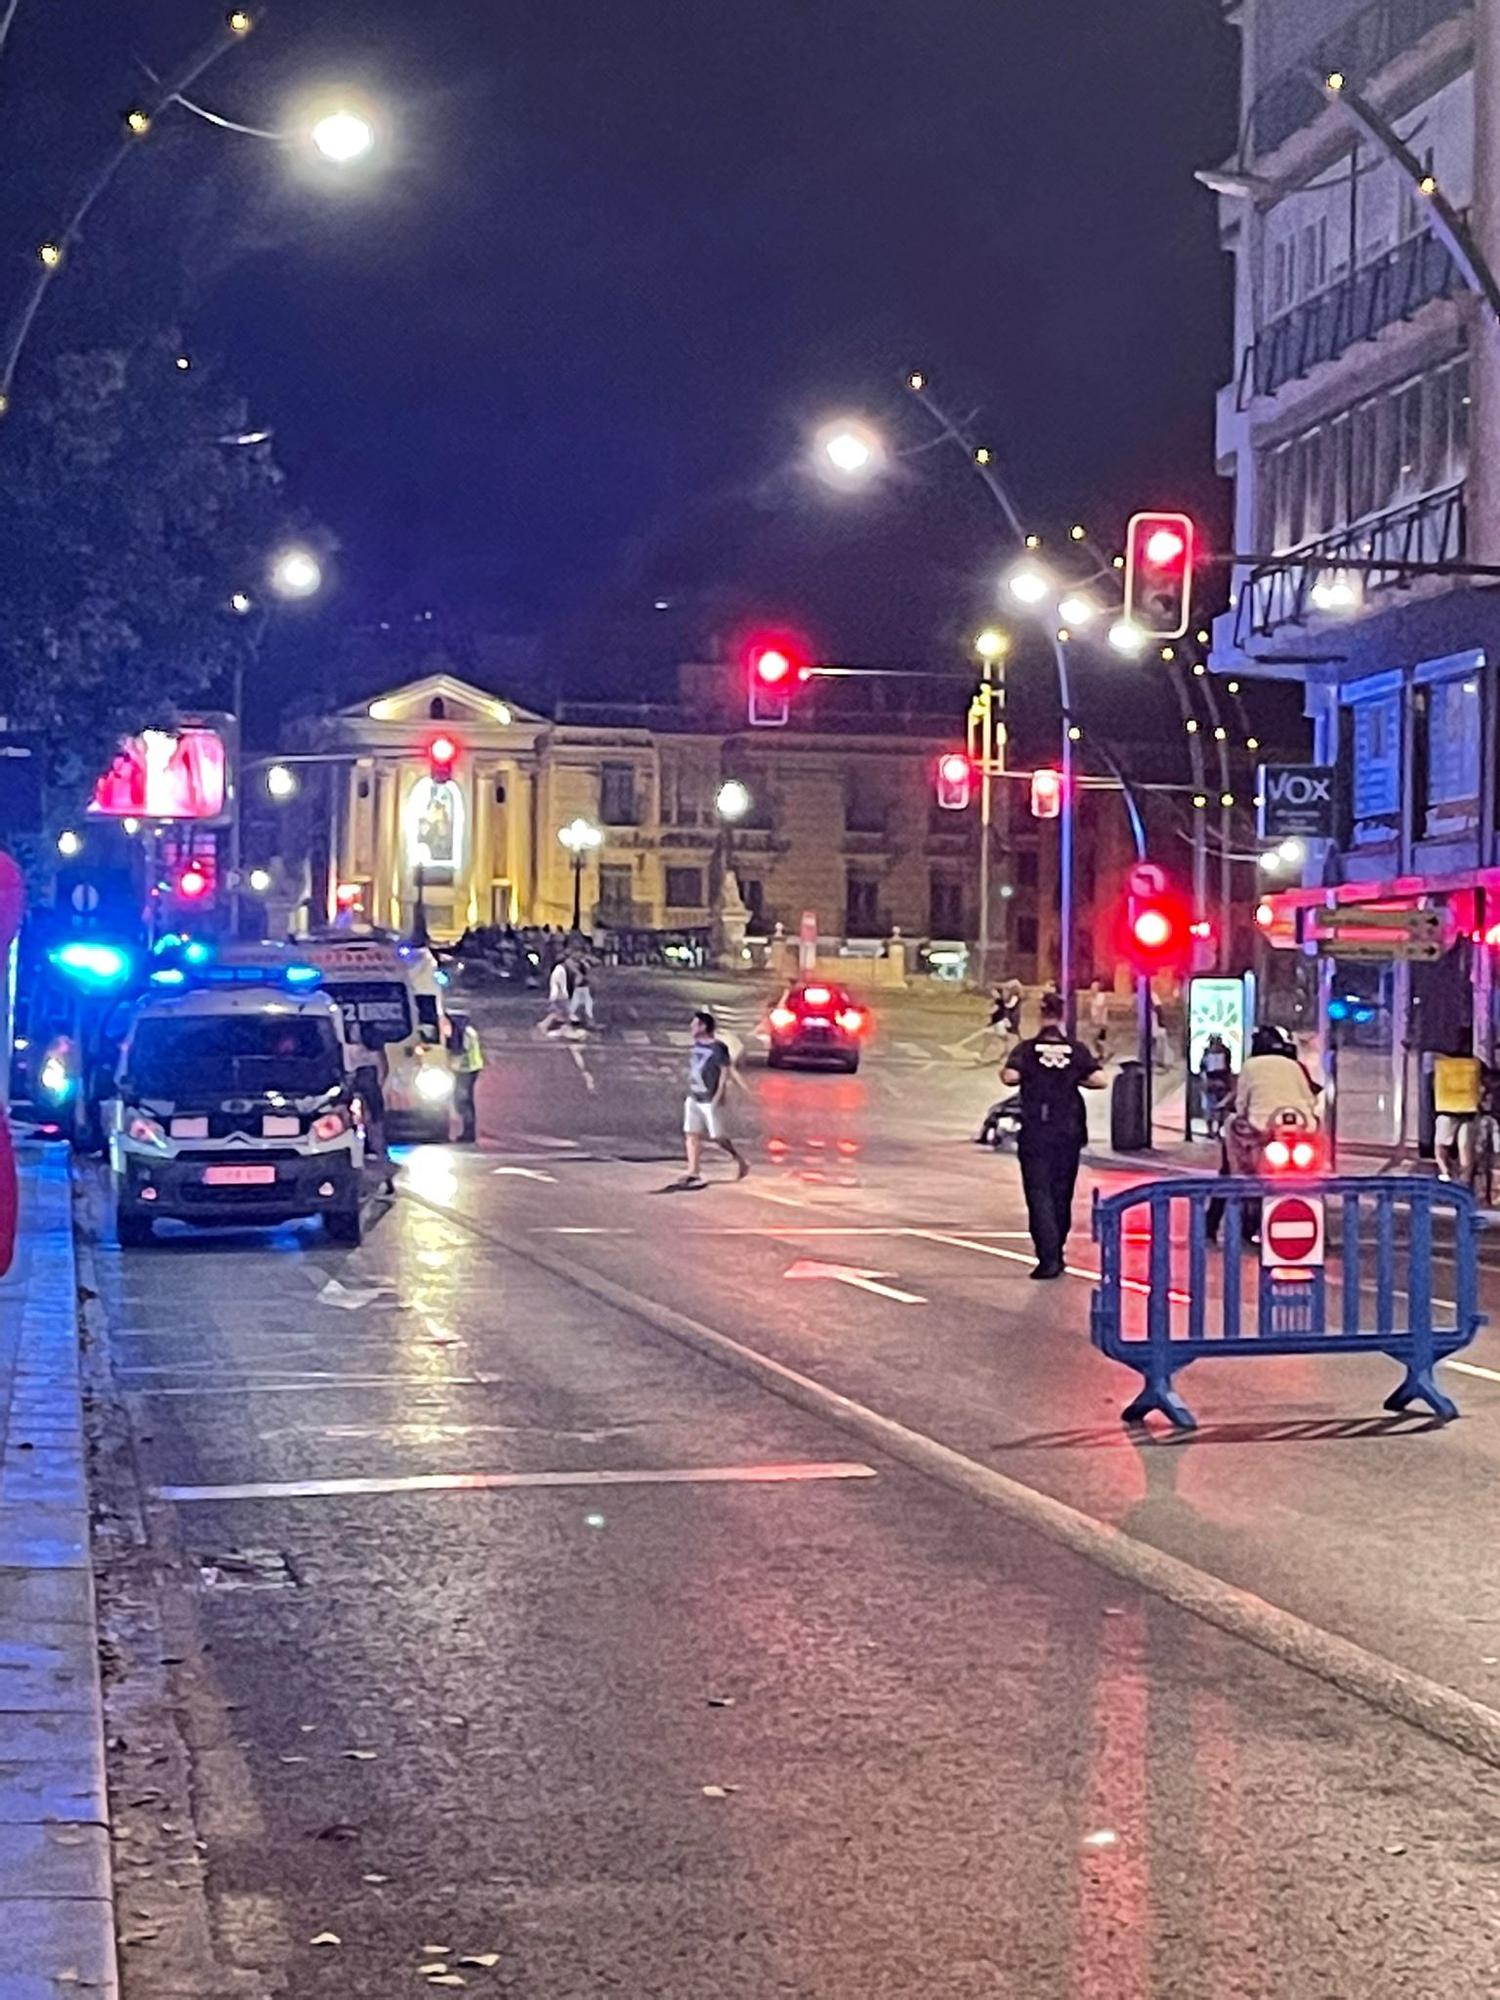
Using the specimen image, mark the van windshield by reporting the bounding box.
[325,981,413,1046]
[128,1016,342,1097]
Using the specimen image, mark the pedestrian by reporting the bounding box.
[569,957,596,1031]
[1198,1031,1234,1137]
[540,954,573,1033]
[1087,979,1111,1062]
[1433,1038,1487,1183]
[447,1010,485,1144]
[999,976,1024,1037]
[1002,990,1106,1279]
[669,1009,749,1190]
[354,1028,396,1194]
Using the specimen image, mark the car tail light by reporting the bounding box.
[1264,1138,1291,1170]
[312,1109,350,1143]
[769,1006,797,1031]
[836,1008,865,1033]
[802,985,831,1006]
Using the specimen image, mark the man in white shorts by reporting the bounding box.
[671,1009,748,1190]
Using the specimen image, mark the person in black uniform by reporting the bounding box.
[1002,991,1107,1279]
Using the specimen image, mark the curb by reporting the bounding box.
[0,1142,117,1997]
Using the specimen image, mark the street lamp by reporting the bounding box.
[310,109,375,163]
[1108,619,1148,657]
[268,546,323,599]
[814,417,885,488]
[557,817,603,931]
[1006,560,1053,606]
[715,779,752,822]
[265,763,299,800]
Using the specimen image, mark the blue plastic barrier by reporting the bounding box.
[1090,1175,1484,1430]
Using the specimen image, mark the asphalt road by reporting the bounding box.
[84,968,1500,1997]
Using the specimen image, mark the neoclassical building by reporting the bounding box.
[280,659,1020,952]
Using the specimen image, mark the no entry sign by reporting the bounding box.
[1262,1193,1325,1269]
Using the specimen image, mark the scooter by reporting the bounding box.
[977,1091,1023,1150]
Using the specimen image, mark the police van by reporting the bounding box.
[108,952,366,1247]
[292,931,456,1142]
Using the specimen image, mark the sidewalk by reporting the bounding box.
[0,1141,116,1998]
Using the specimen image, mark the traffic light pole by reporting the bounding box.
[976,662,998,990]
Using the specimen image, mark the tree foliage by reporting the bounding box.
[0,330,297,797]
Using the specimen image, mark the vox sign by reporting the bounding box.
[1258,764,1338,841]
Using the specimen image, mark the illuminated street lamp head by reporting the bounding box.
[311,109,376,164]
[1108,619,1147,657]
[227,9,253,33]
[265,764,299,801]
[229,590,254,615]
[37,241,62,269]
[973,627,1009,662]
[558,817,604,857]
[248,867,273,895]
[1057,594,1098,628]
[813,417,883,488]
[56,829,82,859]
[715,779,752,822]
[268,547,323,599]
[1005,560,1052,608]
[125,108,151,137]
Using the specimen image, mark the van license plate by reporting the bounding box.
[203,1165,277,1187]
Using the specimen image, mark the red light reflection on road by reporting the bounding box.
[1075,1601,1149,1999]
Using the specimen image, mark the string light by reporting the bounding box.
[1186,719,1199,733]
[906,370,925,392]
[1246,735,1260,751]
[1325,70,1345,91]
[0,393,9,419]
[1069,524,1086,541]
[1112,554,1125,570]
[174,355,192,371]
[1160,646,1175,661]
[1192,662,1207,677]
[1068,724,1082,741]
[1419,174,1437,197]
[1214,725,1227,741]
[1193,794,1208,809]
[1221,792,1235,807]
[1226,679,1240,693]
[229,591,254,615]
[1196,628,1211,645]
[974,446,992,466]
[1057,628,1071,644]
[37,242,62,269]
[227,8,253,31]
[1024,533,1041,550]
[125,109,151,136]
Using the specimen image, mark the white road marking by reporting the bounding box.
[907,1228,1190,1304]
[156,1460,879,1504]
[491,1166,558,1183]
[783,1258,926,1305]
[1445,1358,1500,1384]
[122,1374,509,1398]
[520,1134,583,1150]
[317,1277,402,1311]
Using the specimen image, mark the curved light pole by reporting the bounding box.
[558,818,603,932]
[903,373,1081,1025]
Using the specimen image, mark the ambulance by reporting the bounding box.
[292,931,456,1142]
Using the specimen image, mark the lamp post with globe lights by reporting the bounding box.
[558,818,603,933]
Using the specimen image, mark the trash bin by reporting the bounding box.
[1111,1061,1149,1153]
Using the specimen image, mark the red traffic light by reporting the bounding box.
[1124,510,1195,639]
[1119,867,1189,974]
[177,864,210,901]
[935,751,973,811]
[426,731,460,780]
[745,631,807,726]
[1030,767,1063,820]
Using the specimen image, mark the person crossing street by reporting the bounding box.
[667,1009,749,1191]
[447,1010,486,1144]
[1002,990,1106,1279]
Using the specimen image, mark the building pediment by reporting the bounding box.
[337,673,548,732]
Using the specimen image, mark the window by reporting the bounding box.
[1268,236,1292,319]
[600,762,638,826]
[1426,675,1482,816]
[846,874,881,934]
[929,874,964,936]
[1351,690,1401,823]
[1015,914,1038,957]
[1016,849,1039,888]
[1298,217,1328,300]
[598,865,632,916]
[844,785,887,834]
[664,866,703,908]
[741,879,765,923]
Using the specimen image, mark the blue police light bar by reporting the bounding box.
[51,941,132,988]
[150,967,187,987]
[283,964,322,989]
[183,940,213,966]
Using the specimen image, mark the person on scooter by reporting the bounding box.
[1207,1025,1319,1243]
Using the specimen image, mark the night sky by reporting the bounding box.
[3,1,1254,736]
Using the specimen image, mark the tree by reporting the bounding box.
[0,329,301,803]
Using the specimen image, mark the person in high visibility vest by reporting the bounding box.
[1433,1041,1487,1184]
[447,1011,485,1144]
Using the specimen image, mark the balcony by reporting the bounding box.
[1251,0,1469,159]
[1237,229,1462,408]
[1233,480,1464,644]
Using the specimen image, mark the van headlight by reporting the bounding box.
[415,1067,455,1103]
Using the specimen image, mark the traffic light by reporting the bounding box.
[1124,511,1195,639]
[1120,869,1189,975]
[1030,767,1063,819]
[176,862,211,902]
[934,752,973,811]
[746,635,806,727]
[427,732,459,783]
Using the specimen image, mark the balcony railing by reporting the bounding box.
[1233,480,1465,644]
[1238,227,1461,407]
[1251,0,1469,158]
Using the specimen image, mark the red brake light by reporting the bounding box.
[836,1008,865,1033]
[1264,1138,1291,1170]
[803,986,831,1006]
[312,1109,349,1142]
[1291,1139,1317,1170]
[769,1005,797,1031]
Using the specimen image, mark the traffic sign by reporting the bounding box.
[1305,905,1444,963]
[1262,1193,1325,1269]
[70,883,100,915]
